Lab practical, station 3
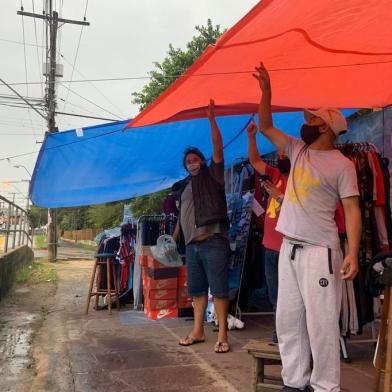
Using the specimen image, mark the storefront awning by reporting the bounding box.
[128,0,392,128]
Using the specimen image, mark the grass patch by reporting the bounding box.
[15,259,58,285]
[34,234,46,249]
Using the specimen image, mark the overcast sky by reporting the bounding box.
[0,0,259,204]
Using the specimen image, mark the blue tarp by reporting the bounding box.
[30,111,354,208]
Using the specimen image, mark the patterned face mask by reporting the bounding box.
[186,162,201,173]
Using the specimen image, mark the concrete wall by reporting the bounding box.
[0,246,34,301]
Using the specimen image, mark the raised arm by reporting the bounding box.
[340,196,361,280]
[247,120,267,175]
[253,62,290,152]
[206,99,223,163]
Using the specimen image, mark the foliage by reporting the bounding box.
[57,207,90,231]
[15,260,58,285]
[86,202,126,229]
[129,189,170,218]
[27,206,48,228]
[34,234,46,249]
[132,19,225,110]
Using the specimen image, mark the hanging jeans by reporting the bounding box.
[276,238,343,392]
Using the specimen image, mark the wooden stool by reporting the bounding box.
[374,286,392,391]
[85,253,120,315]
[244,340,283,391]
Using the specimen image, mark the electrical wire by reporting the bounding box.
[58,96,111,119]
[57,0,64,67]
[58,82,124,120]
[0,77,46,120]
[58,52,126,118]
[20,1,39,141]
[0,37,44,47]
[61,0,89,123]
[32,0,44,97]
[0,124,126,162]
[6,58,392,87]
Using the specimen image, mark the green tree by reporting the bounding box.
[56,207,90,231]
[27,206,48,228]
[132,19,225,110]
[129,189,170,218]
[87,202,126,229]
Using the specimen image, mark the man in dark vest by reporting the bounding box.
[174,99,230,353]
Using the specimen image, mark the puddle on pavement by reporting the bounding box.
[0,311,37,381]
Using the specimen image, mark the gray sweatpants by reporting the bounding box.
[276,238,343,392]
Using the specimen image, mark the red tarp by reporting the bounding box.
[129,0,392,128]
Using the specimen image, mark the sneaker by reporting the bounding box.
[280,386,311,392]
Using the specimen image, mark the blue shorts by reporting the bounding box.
[185,234,230,298]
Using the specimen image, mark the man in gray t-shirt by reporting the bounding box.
[253,63,361,392]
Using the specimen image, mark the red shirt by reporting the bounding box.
[262,165,288,252]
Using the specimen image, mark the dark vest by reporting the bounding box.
[175,164,229,228]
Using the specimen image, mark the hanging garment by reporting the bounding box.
[118,234,135,291]
[368,152,386,206]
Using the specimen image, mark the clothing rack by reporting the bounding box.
[334,141,380,153]
[334,141,388,361]
[230,156,277,194]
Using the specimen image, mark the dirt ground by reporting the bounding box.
[0,243,379,392]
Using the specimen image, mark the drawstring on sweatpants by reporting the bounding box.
[290,244,303,260]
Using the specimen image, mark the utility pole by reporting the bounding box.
[17,1,89,261]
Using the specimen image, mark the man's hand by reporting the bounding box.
[263,180,282,200]
[253,62,271,93]
[247,120,258,138]
[206,99,215,122]
[340,254,359,280]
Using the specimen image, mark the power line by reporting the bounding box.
[58,52,126,118]
[58,96,108,119]
[0,123,127,162]
[0,101,118,121]
[0,37,44,47]
[32,0,44,97]
[5,58,392,87]
[0,133,46,136]
[59,82,124,120]
[20,1,39,141]
[62,0,88,119]
[0,77,47,120]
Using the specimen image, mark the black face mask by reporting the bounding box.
[300,124,321,145]
[277,158,291,174]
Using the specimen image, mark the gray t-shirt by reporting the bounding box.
[276,137,359,249]
[180,161,227,245]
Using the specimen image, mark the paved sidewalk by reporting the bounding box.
[33,239,95,260]
[33,260,377,391]
[0,245,378,391]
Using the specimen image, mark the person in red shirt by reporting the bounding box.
[247,120,290,343]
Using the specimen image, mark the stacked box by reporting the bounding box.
[141,255,179,320]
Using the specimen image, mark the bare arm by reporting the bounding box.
[207,99,223,163]
[340,196,361,280]
[253,62,290,152]
[247,120,266,175]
